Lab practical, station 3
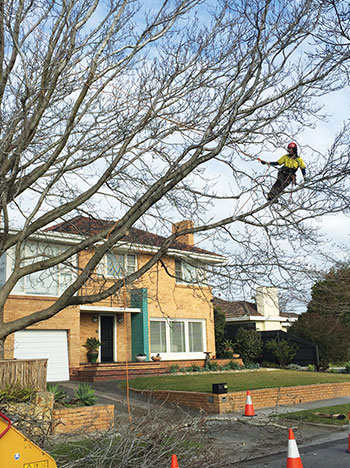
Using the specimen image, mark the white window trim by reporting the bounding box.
[98,252,137,279]
[7,245,78,297]
[175,259,207,287]
[150,318,206,360]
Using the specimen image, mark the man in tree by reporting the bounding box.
[259,142,307,201]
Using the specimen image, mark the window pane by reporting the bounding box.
[107,253,124,277]
[189,322,203,352]
[170,321,185,352]
[27,266,59,295]
[150,321,166,353]
[175,259,182,282]
[126,254,136,275]
[182,262,194,282]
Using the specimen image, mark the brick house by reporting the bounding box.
[2,216,224,381]
[214,286,298,334]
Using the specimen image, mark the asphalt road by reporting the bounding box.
[238,437,350,467]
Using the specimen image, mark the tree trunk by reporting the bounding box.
[0,336,5,360]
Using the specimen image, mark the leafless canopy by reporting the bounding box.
[0,0,349,350]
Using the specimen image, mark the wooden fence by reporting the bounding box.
[0,359,47,391]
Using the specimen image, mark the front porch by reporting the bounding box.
[70,358,243,382]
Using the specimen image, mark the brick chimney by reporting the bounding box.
[172,220,194,246]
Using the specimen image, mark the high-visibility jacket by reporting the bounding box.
[275,154,306,171]
[270,154,306,176]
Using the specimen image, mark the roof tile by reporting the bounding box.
[45,215,219,256]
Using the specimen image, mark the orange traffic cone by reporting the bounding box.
[171,454,179,468]
[287,428,303,468]
[243,390,255,417]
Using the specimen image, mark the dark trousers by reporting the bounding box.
[267,168,296,201]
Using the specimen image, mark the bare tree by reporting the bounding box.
[0,0,349,356]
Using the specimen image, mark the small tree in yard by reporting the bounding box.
[214,306,226,357]
[234,328,263,365]
[265,339,298,368]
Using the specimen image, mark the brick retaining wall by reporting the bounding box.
[52,404,115,434]
[131,381,350,414]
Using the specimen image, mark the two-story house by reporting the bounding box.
[2,216,224,381]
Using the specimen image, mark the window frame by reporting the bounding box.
[98,251,137,279]
[8,242,77,297]
[174,258,207,286]
[149,318,206,360]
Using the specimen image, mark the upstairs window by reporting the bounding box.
[98,252,137,278]
[11,241,76,296]
[175,259,206,285]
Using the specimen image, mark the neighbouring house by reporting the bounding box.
[1,216,225,381]
[214,287,318,366]
[214,286,298,335]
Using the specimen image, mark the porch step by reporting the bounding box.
[70,362,166,382]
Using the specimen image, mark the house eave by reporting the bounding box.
[226,315,297,323]
[3,228,226,264]
[80,305,141,313]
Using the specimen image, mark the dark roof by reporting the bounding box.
[213,297,299,321]
[213,297,260,319]
[280,311,299,319]
[45,215,220,257]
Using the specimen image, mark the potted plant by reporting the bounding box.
[135,353,147,362]
[222,339,235,359]
[83,337,102,363]
[151,353,161,361]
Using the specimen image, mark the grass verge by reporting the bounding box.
[123,370,350,392]
[277,403,350,426]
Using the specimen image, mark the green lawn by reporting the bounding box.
[125,370,350,392]
[277,403,350,426]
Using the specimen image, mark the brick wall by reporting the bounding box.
[4,295,81,368]
[132,381,350,414]
[5,249,216,370]
[52,404,115,434]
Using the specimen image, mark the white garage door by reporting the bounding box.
[14,330,69,382]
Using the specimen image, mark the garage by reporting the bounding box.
[14,330,70,382]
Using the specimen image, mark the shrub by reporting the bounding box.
[168,364,180,374]
[74,383,97,406]
[228,360,242,370]
[307,364,316,372]
[188,363,201,372]
[47,383,67,403]
[205,361,218,371]
[345,362,350,374]
[234,328,263,364]
[220,365,231,371]
[287,363,304,371]
[214,306,226,357]
[265,338,298,367]
[243,362,260,369]
[0,384,35,403]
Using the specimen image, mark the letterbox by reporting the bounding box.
[212,383,227,394]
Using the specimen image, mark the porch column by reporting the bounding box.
[130,288,149,360]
